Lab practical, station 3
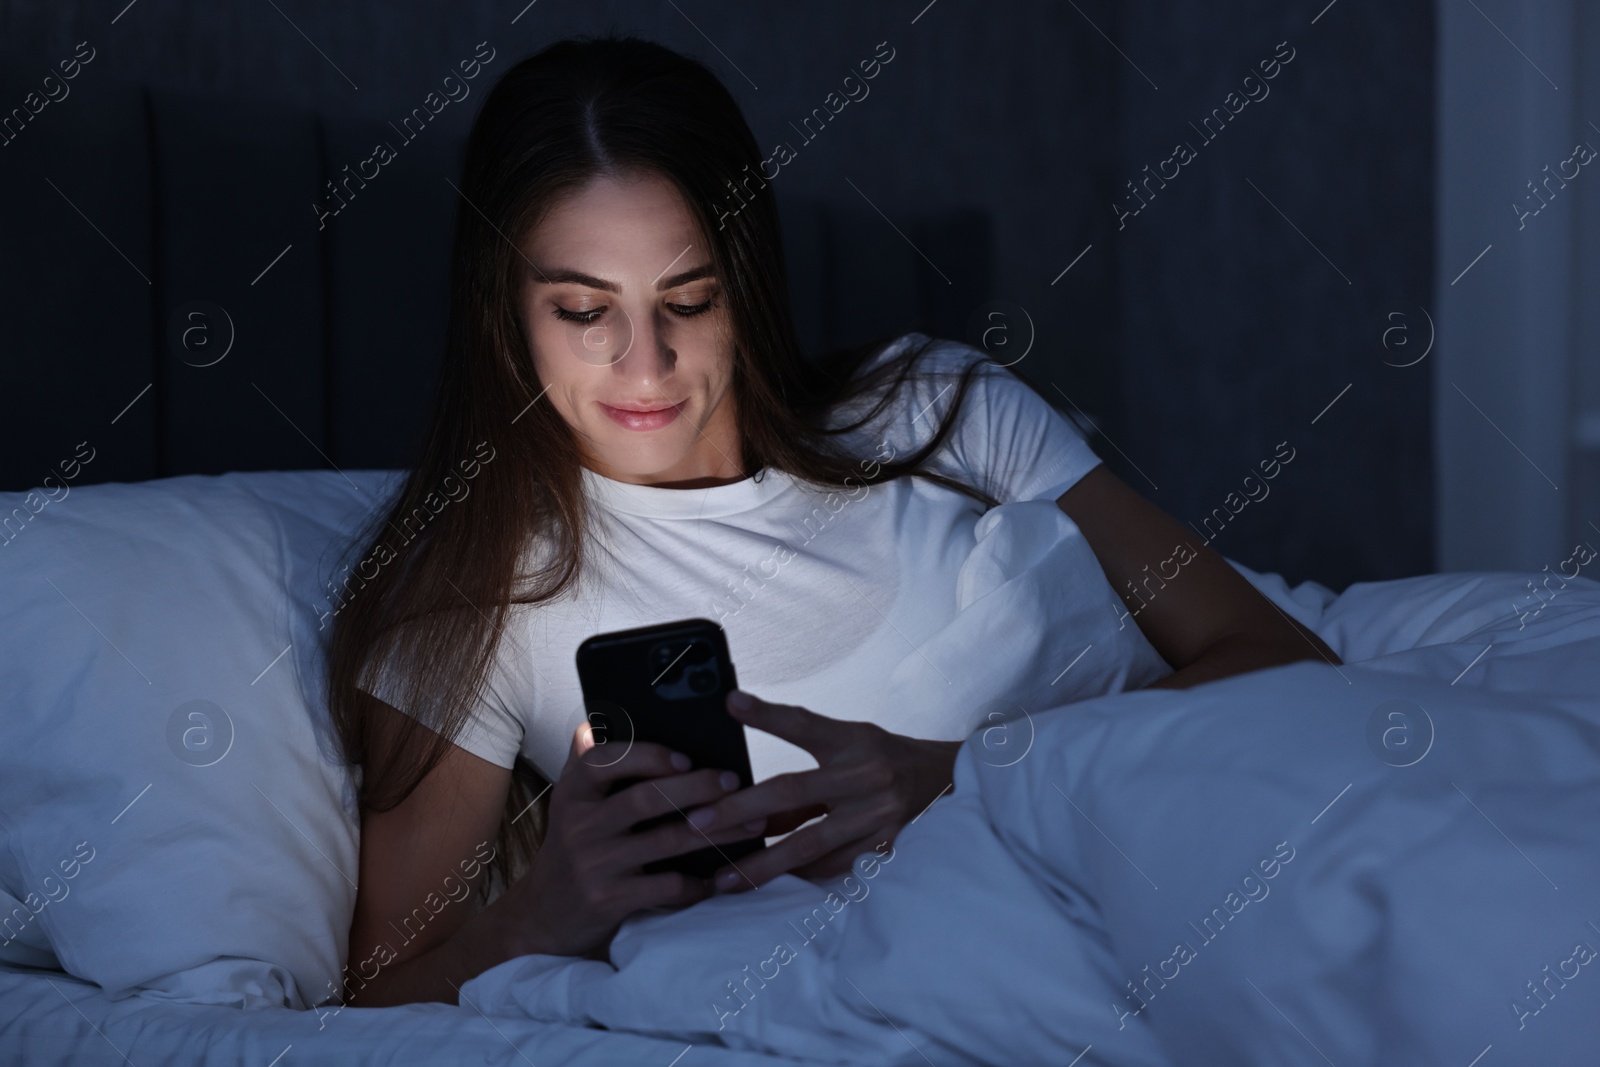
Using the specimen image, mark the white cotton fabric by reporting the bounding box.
[364,331,1173,787]
[0,471,371,1010]
[459,572,1600,1066]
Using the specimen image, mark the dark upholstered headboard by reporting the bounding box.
[0,70,991,491]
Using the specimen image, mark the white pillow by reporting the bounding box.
[0,468,400,1008]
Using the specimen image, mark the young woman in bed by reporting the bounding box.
[327,35,1340,1007]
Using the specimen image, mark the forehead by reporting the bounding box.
[526,172,706,269]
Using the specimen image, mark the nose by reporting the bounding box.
[612,309,677,392]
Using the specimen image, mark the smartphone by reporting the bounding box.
[574,617,764,879]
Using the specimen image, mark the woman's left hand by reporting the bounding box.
[689,689,962,893]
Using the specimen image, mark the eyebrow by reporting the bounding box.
[530,263,716,293]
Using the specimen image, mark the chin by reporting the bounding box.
[592,440,692,479]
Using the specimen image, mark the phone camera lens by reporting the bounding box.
[689,667,717,694]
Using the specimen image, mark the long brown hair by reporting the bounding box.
[325,33,1005,900]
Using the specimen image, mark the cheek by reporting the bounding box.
[697,316,737,385]
[523,311,586,386]
[522,333,589,428]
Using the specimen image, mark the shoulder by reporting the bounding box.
[847,331,989,384]
[824,331,1100,505]
[826,330,1050,432]
[825,332,998,432]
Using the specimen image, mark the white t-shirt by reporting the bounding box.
[361,331,1171,786]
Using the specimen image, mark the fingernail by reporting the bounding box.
[670,751,691,772]
[742,818,766,833]
[728,690,755,711]
[719,770,740,792]
[716,869,743,890]
[688,806,716,829]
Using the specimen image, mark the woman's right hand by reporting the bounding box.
[501,720,764,960]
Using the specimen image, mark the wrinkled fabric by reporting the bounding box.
[461,572,1600,1065]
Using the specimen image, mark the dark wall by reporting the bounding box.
[1103,3,1435,590]
[0,1,1432,589]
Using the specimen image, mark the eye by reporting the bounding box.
[552,306,603,325]
[670,298,718,318]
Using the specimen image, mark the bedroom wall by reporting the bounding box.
[1435,0,1600,574]
[0,0,1436,590]
[1106,2,1436,591]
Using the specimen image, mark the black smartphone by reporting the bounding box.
[574,617,765,880]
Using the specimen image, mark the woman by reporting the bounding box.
[327,34,1339,1008]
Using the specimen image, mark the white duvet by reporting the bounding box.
[460,565,1600,1065]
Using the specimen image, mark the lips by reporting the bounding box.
[604,400,683,413]
[599,399,685,431]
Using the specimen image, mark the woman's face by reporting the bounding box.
[517,170,743,488]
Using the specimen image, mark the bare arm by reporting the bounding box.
[1054,464,1341,687]
[1049,463,1337,687]
[341,700,537,1008]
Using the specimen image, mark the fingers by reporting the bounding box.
[592,767,744,837]
[725,691,852,758]
[681,769,832,833]
[625,812,769,871]
[710,812,866,893]
[559,722,696,802]
[763,802,830,837]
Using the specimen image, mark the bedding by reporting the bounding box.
[0,960,805,1066]
[0,470,390,1006]
[3,467,1596,1065]
[460,573,1600,1064]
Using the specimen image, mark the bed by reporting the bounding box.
[3,468,1596,1064]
